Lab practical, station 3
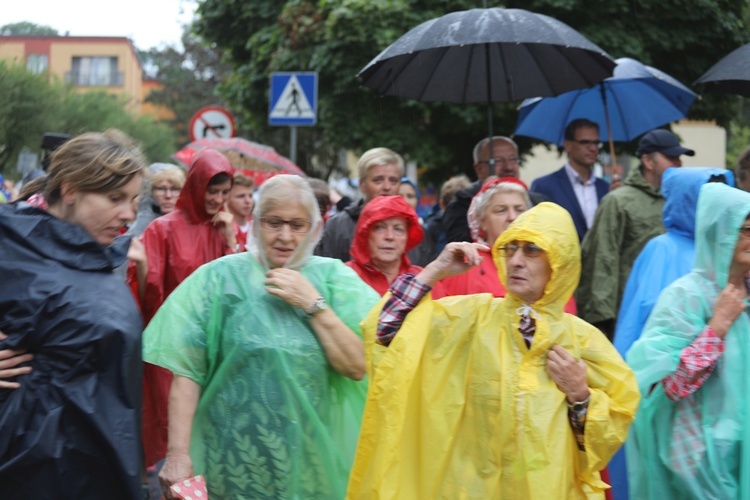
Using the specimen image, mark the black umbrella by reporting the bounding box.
[359,7,616,157]
[694,43,750,97]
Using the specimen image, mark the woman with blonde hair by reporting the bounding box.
[0,129,147,498]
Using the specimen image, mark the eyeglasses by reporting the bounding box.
[740,226,750,238]
[498,242,544,258]
[153,186,181,194]
[479,157,520,165]
[571,139,602,148]
[260,216,312,233]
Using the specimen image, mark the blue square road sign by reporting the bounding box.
[269,72,318,126]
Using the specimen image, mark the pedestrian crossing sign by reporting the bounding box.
[269,72,318,126]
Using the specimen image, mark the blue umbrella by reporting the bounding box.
[514,57,697,163]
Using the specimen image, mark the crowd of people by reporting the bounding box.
[0,122,749,500]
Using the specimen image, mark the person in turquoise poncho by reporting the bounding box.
[143,174,380,499]
[608,167,733,500]
[626,183,750,499]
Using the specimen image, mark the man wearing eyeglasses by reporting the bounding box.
[577,129,695,340]
[529,119,611,242]
[443,136,547,243]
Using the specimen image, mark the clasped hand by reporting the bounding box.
[265,268,318,311]
[546,345,589,403]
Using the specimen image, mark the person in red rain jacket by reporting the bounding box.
[433,177,577,315]
[346,195,444,297]
[127,148,236,467]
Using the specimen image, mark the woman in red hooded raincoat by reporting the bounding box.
[346,195,444,297]
[433,178,577,315]
[127,148,236,467]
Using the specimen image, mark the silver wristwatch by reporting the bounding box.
[303,296,328,318]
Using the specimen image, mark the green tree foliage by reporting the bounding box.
[0,22,59,36]
[0,61,62,171]
[0,61,175,176]
[194,0,749,181]
[141,27,233,147]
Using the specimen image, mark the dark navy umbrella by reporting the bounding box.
[358,8,615,165]
[514,58,697,164]
[694,43,750,97]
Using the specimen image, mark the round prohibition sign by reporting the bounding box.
[189,106,236,141]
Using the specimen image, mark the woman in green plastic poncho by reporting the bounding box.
[142,174,380,498]
[626,183,750,499]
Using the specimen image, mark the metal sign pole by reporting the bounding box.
[290,126,298,165]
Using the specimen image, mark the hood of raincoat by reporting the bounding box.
[494,202,579,311]
[175,148,234,224]
[350,195,423,268]
[662,167,734,239]
[694,183,750,288]
[0,202,130,271]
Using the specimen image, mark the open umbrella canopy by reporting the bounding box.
[694,43,750,97]
[173,137,305,185]
[358,8,615,104]
[515,57,697,146]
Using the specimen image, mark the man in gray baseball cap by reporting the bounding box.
[577,129,695,339]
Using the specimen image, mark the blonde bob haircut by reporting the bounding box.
[45,129,147,205]
[150,166,186,190]
[357,147,405,184]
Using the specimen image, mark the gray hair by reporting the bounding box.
[468,181,531,244]
[472,136,518,163]
[250,174,323,270]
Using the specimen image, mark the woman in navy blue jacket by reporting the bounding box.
[0,130,147,499]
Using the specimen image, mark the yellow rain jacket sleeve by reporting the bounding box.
[347,203,640,500]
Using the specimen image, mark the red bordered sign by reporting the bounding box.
[189,106,236,141]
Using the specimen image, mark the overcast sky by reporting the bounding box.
[2,0,197,51]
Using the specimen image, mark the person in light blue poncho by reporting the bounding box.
[608,167,734,500]
[626,182,750,499]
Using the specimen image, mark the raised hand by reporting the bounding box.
[212,210,237,250]
[265,268,319,310]
[416,241,489,287]
[708,283,748,338]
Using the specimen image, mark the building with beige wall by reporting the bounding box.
[0,35,144,113]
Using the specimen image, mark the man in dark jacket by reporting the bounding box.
[444,136,546,243]
[315,147,403,261]
[530,119,611,241]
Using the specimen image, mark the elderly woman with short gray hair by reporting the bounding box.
[143,174,379,498]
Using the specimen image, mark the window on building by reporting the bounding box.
[26,54,48,74]
[68,56,123,86]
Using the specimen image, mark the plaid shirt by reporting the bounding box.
[662,326,725,402]
[377,274,431,346]
[377,273,590,450]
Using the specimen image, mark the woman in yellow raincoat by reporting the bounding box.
[347,202,640,499]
